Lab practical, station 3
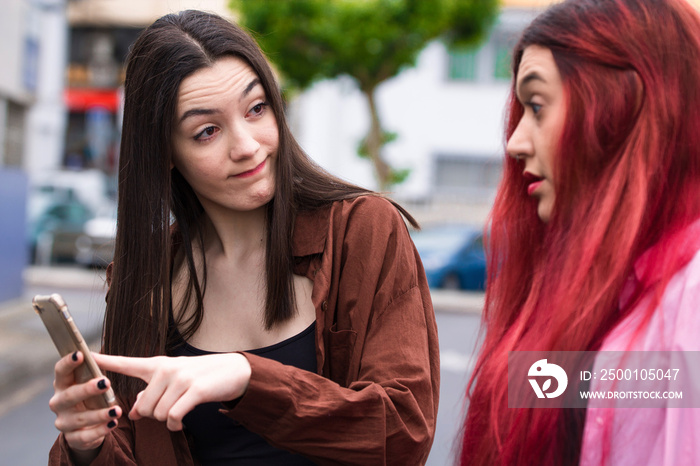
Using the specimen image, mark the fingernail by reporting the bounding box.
[107,420,117,429]
[71,351,78,362]
[109,408,117,417]
[97,379,107,390]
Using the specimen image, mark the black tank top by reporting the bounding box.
[171,322,317,465]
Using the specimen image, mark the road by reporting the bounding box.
[0,277,483,465]
[426,311,482,466]
[0,277,108,466]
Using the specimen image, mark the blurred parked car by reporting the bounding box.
[27,171,116,267]
[73,204,116,268]
[27,187,93,264]
[411,224,487,291]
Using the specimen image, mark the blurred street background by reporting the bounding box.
[8,0,686,463]
[0,266,484,465]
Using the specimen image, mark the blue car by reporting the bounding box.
[411,224,487,291]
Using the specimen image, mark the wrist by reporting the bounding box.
[232,352,252,399]
[69,444,102,466]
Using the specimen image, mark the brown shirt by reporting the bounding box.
[50,196,440,465]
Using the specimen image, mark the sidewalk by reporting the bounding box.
[0,267,107,409]
[430,289,484,315]
[0,266,483,408]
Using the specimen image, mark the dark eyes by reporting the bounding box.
[248,102,269,117]
[194,126,219,141]
[191,101,269,142]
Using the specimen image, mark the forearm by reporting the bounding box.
[227,352,436,465]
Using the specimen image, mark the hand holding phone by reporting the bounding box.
[32,293,116,409]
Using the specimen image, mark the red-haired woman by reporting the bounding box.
[459,0,700,464]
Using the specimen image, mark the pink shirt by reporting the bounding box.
[580,220,700,466]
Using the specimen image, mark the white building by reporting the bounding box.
[0,0,40,168]
[0,0,46,301]
[289,4,547,210]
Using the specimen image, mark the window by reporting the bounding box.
[491,28,520,82]
[446,23,521,83]
[4,101,25,167]
[433,155,502,200]
[494,44,512,81]
[448,46,478,81]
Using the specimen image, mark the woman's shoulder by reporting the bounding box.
[609,246,700,351]
[293,195,414,259]
[330,194,406,226]
[682,244,700,278]
[667,246,700,332]
[657,231,700,335]
[328,196,413,246]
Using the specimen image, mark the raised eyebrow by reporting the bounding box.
[179,78,263,122]
[241,78,262,101]
[179,108,220,123]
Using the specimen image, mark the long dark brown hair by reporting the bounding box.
[104,9,417,396]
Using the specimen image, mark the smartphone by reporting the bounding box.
[32,293,116,409]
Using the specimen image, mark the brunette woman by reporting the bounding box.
[48,10,439,465]
[460,0,700,464]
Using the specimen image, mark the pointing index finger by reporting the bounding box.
[92,353,155,383]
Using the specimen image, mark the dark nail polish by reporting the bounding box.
[107,420,116,429]
[71,351,78,362]
[97,379,107,390]
[109,408,117,417]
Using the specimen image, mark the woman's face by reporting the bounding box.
[171,56,279,214]
[506,45,566,223]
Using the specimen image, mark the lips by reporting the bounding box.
[233,159,266,178]
[523,172,544,196]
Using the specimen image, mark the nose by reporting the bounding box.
[228,124,260,162]
[506,118,533,161]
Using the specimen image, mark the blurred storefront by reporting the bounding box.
[62,0,236,179]
[63,25,135,174]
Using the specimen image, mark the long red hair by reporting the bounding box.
[460,0,700,464]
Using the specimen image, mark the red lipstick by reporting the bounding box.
[523,172,544,196]
[527,180,543,196]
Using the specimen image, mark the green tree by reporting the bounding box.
[231,0,498,190]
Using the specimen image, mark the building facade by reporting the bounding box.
[289,6,544,213]
[0,0,46,301]
[63,0,236,175]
